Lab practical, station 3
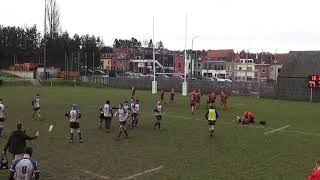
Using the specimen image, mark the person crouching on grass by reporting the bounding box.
[205,105,219,137]
[153,101,163,130]
[65,104,82,143]
[235,111,255,125]
[114,103,129,140]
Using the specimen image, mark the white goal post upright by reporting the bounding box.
[182,14,188,96]
[152,16,157,94]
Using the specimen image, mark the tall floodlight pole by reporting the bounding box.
[152,16,157,94]
[43,0,47,79]
[182,14,188,96]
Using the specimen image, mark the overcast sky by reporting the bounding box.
[1,0,320,53]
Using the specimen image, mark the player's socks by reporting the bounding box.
[158,123,161,130]
[0,128,3,136]
[124,130,128,137]
[118,131,122,138]
[78,132,82,140]
[70,133,74,142]
[153,123,157,130]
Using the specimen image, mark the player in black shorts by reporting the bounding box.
[65,104,82,143]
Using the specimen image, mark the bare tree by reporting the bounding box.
[47,0,60,38]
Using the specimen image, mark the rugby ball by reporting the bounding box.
[48,125,54,132]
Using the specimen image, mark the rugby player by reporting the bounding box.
[0,99,8,137]
[31,94,41,120]
[100,100,113,132]
[189,90,197,114]
[65,104,82,143]
[153,101,163,130]
[169,88,175,105]
[114,103,129,139]
[131,99,141,128]
[205,105,219,137]
[220,90,228,110]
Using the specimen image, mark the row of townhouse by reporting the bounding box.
[189,50,288,81]
[99,47,288,81]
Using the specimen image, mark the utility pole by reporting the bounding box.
[43,0,47,79]
[85,53,87,77]
[92,51,95,77]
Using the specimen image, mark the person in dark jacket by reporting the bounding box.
[2,122,39,161]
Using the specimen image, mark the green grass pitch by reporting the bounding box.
[0,86,319,180]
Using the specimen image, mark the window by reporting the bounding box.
[198,72,200,75]
[278,69,281,73]
[227,67,229,71]
[262,69,266,73]
[239,67,242,70]
[208,64,212,69]
[189,63,191,69]
[178,63,181,68]
[198,63,200,67]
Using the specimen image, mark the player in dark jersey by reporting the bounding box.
[123,101,131,128]
[169,88,175,105]
[153,101,163,130]
[65,104,82,143]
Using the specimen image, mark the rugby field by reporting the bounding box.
[0,85,319,180]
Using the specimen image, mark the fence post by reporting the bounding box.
[310,87,313,102]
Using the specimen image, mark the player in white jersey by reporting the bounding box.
[32,94,40,120]
[153,101,163,130]
[9,147,39,180]
[114,103,129,140]
[0,99,8,137]
[123,101,131,128]
[131,99,141,128]
[100,100,113,132]
[65,104,82,143]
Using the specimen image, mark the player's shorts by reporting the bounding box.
[119,121,126,126]
[208,120,216,126]
[33,107,40,111]
[161,96,164,100]
[103,116,112,121]
[0,118,5,122]
[70,122,80,129]
[156,115,162,121]
[190,102,196,107]
[208,100,215,104]
[170,96,174,100]
[132,113,139,118]
[100,113,104,120]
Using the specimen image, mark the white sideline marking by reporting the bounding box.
[121,166,163,180]
[81,170,110,179]
[264,125,290,135]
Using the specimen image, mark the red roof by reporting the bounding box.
[207,49,234,58]
[274,53,288,65]
[234,54,240,62]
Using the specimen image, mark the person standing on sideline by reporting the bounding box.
[9,147,40,180]
[160,89,165,103]
[0,98,8,137]
[131,86,136,99]
[100,100,113,132]
[309,160,320,180]
[2,123,39,161]
[153,101,163,130]
[205,105,219,137]
[169,88,175,105]
[65,104,82,143]
[114,103,129,140]
[32,94,41,120]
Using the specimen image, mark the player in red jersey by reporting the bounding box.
[189,90,197,114]
[160,89,165,103]
[196,89,202,109]
[169,88,175,105]
[207,92,216,108]
[220,90,228,110]
[235,112,255,124]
